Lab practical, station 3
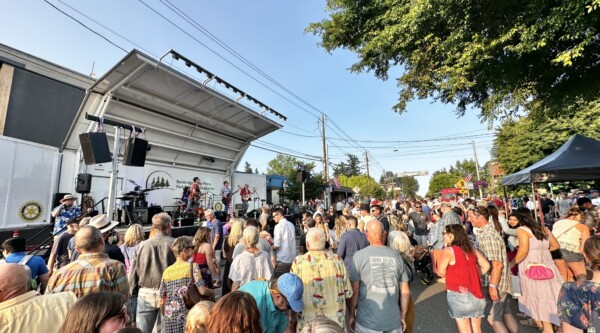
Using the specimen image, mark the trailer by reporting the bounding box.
[0,45,282,245]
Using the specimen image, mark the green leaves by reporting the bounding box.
[309,0,600,124]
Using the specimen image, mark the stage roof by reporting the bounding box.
[63,49,283,175]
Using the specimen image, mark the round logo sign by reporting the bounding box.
[19,201,43,223]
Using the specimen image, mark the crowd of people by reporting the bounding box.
[1,190,600,333]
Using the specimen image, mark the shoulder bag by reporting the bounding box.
[183,262,203,309]
[524,263,554,280]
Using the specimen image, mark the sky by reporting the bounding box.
[0,1,494,195]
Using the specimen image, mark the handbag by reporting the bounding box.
[182,262,203,310]
[524,263,554,280]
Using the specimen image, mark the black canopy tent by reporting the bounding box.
[502,134,600,186]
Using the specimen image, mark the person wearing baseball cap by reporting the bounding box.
[238,273,304,333]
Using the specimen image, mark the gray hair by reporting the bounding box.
[306,228,326,251]
[75,225,103,252]
[242,226,259,248]
[152,212,172,231]
[204,209,214,217]
[388,231,414,262]
[171,236,194,255]
[299,316,344,333]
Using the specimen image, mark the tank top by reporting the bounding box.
[445,246,484,299]
[193,252,208,265]
[552,219,582,253]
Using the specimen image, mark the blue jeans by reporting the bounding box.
[414,234,429,246]
[137,288,162,333]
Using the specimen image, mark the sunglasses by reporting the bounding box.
[415,206,422,208]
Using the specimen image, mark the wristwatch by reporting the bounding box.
[489,283,498,289]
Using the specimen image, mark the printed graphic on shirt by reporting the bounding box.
[370,256,397,293]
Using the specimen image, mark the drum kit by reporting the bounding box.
[116,188,157,224]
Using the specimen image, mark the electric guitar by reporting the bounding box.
[221,188,240,204]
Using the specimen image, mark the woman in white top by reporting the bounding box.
[552,206,590,281]
[229,226,273,291]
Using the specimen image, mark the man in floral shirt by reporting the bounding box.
[291,228,352,331]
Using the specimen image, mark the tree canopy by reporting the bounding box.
[243,161,253,173]
[427,173,461,197]
[339,174,385,198]
[492,100,600,174]
[308,0,600,123]
[266,154,316,180]
[332,153,362,177]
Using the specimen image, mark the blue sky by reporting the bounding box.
[0,1,493,195]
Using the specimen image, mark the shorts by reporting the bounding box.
[560,249,584,263]
[483,290,511,321]
[447,290,486,319]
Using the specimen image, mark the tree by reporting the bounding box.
[448,159,477,179]
[492,100,600,175]
[398,176,419,198]
[266,154,316,180]
[427,173,461,197]
[332,154,362,177]
[254,168,259,174]
[243,161,253,173]
[339,174,385,198]
[308,0,600,124]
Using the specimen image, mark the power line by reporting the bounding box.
[42,0,128,53]
[250,144,321,161]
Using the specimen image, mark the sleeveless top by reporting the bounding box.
[445,246,484,299]
[552,219,582,253]
[193,252,208,265]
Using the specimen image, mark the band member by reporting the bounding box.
[220,181,232,215]
[239,184,252,217]
[186,177,202,213]
[51,194,89,235]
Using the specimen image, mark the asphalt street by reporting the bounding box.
[412,279,543,333]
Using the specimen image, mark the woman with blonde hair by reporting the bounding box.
[192,227,220,289]
[222,218,244,295]
[229,226,273,290]
[185,301,215,333]
[119,223,145,326]
[552,206,590,282]
[330,215,346,249]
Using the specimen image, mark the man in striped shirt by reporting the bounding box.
[46,225,129,303]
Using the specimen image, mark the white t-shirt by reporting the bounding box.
[228,250,273,286]
[273,218,297,263]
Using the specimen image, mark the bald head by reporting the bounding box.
[0,263,30,302]
[75,225,104,253]
[365,219,384,243]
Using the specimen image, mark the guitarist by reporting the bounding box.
[220,181,232,215]
[186,177,202,213]
[239,184,252,217]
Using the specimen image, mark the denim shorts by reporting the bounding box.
[447,290,486,319]
[560,249,585,263]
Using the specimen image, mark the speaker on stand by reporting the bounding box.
[76,173,92,194]
[123,137,148,167]
[79,132,112,165]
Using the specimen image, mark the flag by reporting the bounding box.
[465,173,473,182]
[328,177,341,188]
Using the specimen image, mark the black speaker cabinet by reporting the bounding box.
[76,173,92,193]
[123,137,148,167]
[79,132,112,165]
[215,210,228,222]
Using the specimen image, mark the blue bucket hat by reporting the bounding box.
[277,273,304,313]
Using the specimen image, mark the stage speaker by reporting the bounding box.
[123,137,148,167]
[79,132,112,165]
[76,173,92,193]
[215,211,228,222]
[148,206,163,222]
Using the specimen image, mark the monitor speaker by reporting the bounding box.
[76,173,92,193]
[123,137,148,167]
[79,132,112,165]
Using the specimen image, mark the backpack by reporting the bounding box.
[0,255,38,290]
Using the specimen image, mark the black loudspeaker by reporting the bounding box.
[215,211,228,222]
[147,206,163,223]
[123,137,148,167]
[79,132,112,165]
[296,170,309,183]
[76,173,92,193]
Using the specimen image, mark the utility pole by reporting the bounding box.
[321,114,330,207]
[471,140,483,200]
[364,151,370,179]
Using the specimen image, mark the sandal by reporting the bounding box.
[520,318,543,330]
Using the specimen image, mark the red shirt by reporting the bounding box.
[445,246,484,299]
